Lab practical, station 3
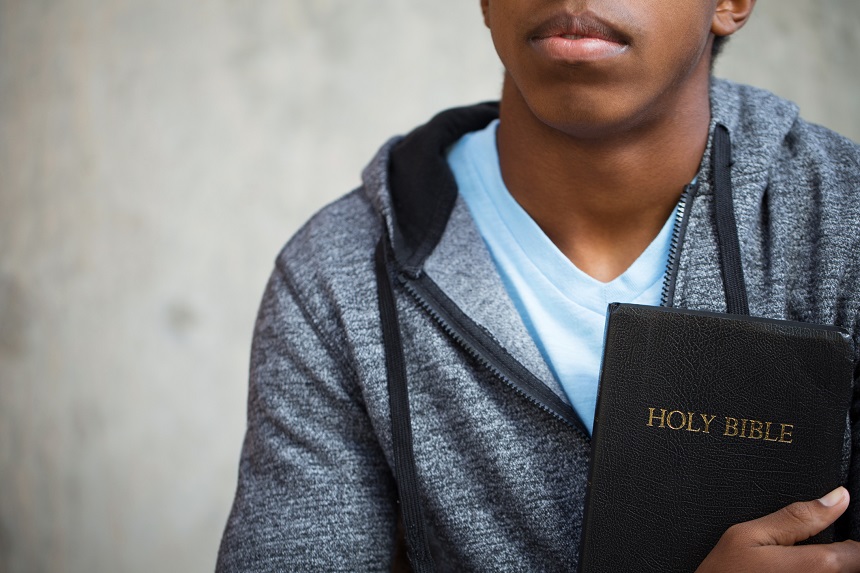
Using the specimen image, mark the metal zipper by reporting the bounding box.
[397,272,591,442]
[660,181,698,307]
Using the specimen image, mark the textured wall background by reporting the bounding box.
[0,1,857,571]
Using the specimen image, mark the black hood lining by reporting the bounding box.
[387,102,500,276]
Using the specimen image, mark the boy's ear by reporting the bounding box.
[712,0,756,38]
[480,0,490,28]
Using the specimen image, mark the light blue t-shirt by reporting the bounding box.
[447,120,677,434]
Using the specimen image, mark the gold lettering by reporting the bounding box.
[666,410,686,431]
[700,414,716,434]
[647,408,667,428]
[748,420,764,440]
[686,412,701,433]
[649,409,793,444]
[779,424,794,444]
[764,422,779,442]
[739,419,749,439]
[724,417,739,437]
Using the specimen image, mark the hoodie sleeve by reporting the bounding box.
[215,258,398,572]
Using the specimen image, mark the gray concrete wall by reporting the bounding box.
[0,1,857,571]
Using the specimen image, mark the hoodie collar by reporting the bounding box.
[702,78,800,191]
[364,103,500,276]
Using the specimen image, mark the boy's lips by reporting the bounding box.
[529,11,629,63]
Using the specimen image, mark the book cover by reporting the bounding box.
[578,303,854,573]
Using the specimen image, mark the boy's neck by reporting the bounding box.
[496,72,711,282]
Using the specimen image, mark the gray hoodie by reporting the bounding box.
[217,79,860,571]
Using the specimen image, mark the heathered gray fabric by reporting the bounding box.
[423,195,567,404]
[217,79,860,571]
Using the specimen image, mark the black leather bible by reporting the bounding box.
[578,303,854,573]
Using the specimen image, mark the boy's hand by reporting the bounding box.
[696,487,860,572]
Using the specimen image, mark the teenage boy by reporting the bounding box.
[217,0,860,570]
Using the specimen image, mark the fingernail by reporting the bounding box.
[819,487,846,507]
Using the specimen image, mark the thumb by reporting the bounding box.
[742,486,849,547]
